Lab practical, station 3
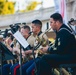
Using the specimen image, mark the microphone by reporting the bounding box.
[68,18,76,25]
[10,24,20,34]
[10,42,14,48]
[3,29,8,38]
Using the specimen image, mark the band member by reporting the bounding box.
[35,13,76,75]
[2,33,14,75]
[11,19,49,75]
[10,25,35,75]
[21,19,49,75]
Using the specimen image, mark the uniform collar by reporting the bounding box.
[26,35,31,40]
[37,31,42,36]
[58,24,65,31]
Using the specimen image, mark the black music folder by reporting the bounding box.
[0,42,15,61]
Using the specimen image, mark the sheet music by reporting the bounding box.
[13,31,29,48]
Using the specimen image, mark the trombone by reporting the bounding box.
[35,28,54,57]
[42,28,52,36]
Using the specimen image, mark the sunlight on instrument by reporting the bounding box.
[35,39,55,58]
[35,49,44,58]
[35,28,52,46]
[48,38,55,43]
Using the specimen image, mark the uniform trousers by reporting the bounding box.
[10,58,40,75]
[2,64,12,75]
[25,58,40,75]
[10,63,19,75]
[10,60,34,75]
[36,54,76,75]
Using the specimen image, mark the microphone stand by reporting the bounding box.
[19,43,22,75]
[9,28,22,75]
[32,43,42,75]
[10,25,22,75]
[12,38,22,75]
[12,39,22,75]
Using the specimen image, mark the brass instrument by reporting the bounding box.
[35,28,52,46]
[35,28,71,75]
[35,28,53,57]
[42,28,52,46]
[13,38,17,47]
[5,37,18,65]
[68,18,76,39]
[5,37,11,48]
[42,28,52,36]
[22,28,52,63]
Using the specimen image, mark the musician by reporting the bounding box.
[2,33,14,75]
[5,33,14,51]
[21,19,49,75]
[35,13,76,75]
[10,25,36,75]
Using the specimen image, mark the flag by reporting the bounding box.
[54,0,67,25]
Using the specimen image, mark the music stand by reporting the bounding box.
[0,42,15,75]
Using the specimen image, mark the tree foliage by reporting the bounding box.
[0,0,41,14]
[0,0,15,15]
[25,1,41,12]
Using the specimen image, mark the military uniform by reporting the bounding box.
[31,31,49,48]
[11,31,49,75]
[48,24,76,54]
[26,34,35,47]
[36,24,76,75]
[10,34,35,75]
[21,31,49,75]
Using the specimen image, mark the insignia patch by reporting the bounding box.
[58,38,60,46]
[53,47,57,50]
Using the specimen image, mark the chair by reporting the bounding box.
[59,64,76,75]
